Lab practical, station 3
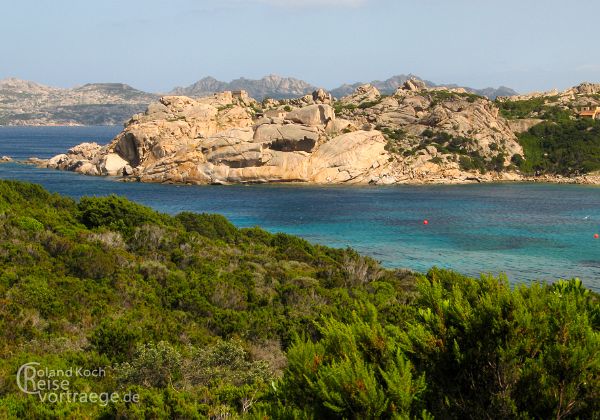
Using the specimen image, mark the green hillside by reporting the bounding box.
[497,97,600,175]
[0,181,597,419]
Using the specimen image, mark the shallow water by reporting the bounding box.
[1,126,599,291]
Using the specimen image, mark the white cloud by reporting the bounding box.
[258,0,368,7]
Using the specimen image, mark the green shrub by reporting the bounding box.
[78,195,168,235]
[279,309,427,419]
[175,212,238,242]
[91,318,143,362]
[0,181,598,419]
[65,243,117,280]
[399,269,600,419]
[15,216,44,232]
[511,153,524,166]
[118,341,183,388]
[517,118,600,174]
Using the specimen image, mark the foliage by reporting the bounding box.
[517,118,600,175]
[279,309,427,419]
[497,96,600,175]
[333,101,357,115]
[426,90,483,106]
[175,211,238,242]
[78,194,169,236]
[400,269,599,419]
[421,130,505,174]
[118,341,183,388]
[0,180,598,419]
[496,96,561,120]
[379,127,407,154]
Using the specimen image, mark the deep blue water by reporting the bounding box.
[1,126,599,291]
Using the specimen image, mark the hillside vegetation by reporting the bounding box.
[496,87,600,175]
[0,181,598,419]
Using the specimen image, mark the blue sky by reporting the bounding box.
[1,0,598,93]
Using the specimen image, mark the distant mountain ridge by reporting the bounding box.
[0,78,158,126]
[330,75,517,99]
[0,75,518,125]
[173,74,518,101]
[171,74,317,100]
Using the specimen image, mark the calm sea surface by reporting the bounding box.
[1,126,599,291]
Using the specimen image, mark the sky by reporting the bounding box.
[1,0,599,94]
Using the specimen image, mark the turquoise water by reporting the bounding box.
[1,126,599,291]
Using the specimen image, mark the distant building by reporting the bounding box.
[577,105,600,119]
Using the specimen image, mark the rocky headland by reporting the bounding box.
[33,79,600,185]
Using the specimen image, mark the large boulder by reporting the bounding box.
[285,104,334,126]
[253,124,320,152]
[67,142,102,160]
[312,88,332,104]
[402,78,426,92]
[199,128,261,168]
[309,130,389,182]
[507,118,543,134]
[99,153,129,176]
[205,142,263,168]
[339,84,381,106]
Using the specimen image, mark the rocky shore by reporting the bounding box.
[32,80,599,185]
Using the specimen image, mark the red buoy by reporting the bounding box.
[423,220,429,225]
[594,233,599,239]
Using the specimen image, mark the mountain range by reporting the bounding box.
[0,78,158,126]
[171,74,518,101]
[0,75,518,126]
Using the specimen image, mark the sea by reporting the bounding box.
[1,126,599,291]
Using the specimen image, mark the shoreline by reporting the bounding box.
[0,124,120,128]
[7,158,600,186]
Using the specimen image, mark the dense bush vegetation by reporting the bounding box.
[496,96,600,175]
[426,90,482,106]
[0,181,598,418]
[517,118,600,175]
[495,97,564,120]
[418,130,507,174]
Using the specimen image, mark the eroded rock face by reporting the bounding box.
[309,131,389,183]
[285,104,334,126]
[339,84,381,106]
[336,83,523,166]
[253,124,321,152]
[507,118,544,134]
[45,91,395,184]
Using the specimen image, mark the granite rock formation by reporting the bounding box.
[43,82,527,185]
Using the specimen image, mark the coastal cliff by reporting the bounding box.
[40,80,600,185]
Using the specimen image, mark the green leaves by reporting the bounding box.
[279,311,427,419]
[518,118,600,175]
[400,270,600,419]
[1,181,598,418]
[78,195,169,235]
[175,212,238,242]
[15,216,44,232]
